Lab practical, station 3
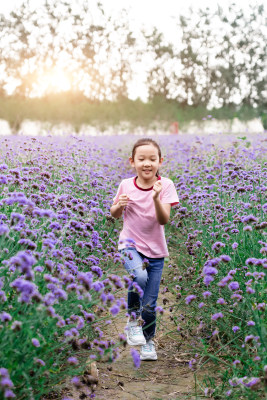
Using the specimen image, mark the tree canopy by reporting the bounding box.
[0,1,266,110]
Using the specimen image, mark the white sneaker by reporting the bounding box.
[140,339,157,361]
[125,320,146,346]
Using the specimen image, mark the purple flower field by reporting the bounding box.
[0,133,266,399]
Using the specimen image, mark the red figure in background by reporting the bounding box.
[170,121,179,134]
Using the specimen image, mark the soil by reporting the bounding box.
[46,284,211,400]
[93,316,209,400]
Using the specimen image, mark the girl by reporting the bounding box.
[110,138,179,361]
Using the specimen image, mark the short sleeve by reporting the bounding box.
[161,180,179,207]
[112,181,124,204]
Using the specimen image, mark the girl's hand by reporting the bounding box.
[152,181,162,200]
[118,194,130,208]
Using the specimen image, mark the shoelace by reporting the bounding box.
[143,341,154,352]
[130,325,143,336]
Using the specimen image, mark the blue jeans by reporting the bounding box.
[119,247,164,340]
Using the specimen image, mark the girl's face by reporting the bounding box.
[129,144,163,181]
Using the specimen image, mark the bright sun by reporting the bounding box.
[37,68,72,95]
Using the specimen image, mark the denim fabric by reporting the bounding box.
[119,247,164,340]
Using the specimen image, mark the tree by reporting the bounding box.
[0,0,140,101]
[213,3,267,109]
[144,27,175,101]
[174,3,267,109]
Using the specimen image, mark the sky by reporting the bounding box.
[0,0,255,42]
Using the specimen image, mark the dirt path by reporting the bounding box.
[53,286,210,400]
[95,314,208,400]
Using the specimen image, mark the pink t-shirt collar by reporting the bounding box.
[133,175,161,191]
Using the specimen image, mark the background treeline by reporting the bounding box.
[0,0,266,129]
[0,95,263,133]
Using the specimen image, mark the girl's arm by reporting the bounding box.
[110,194,129,219]
[152,180,171,225]
[153,198,171,225]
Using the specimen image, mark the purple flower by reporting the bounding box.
[247,320,255,326]
[11,321,22,331]
[92,281,104,292]
[188,358,196,369]
[124,237,136,246]
[67,357,78,365]
[71,376,82,388]
[0,163,8,170]
[211,312,223,320]
[233,360,241,365]
[228,281,239,291]
[245,335,254,343]
[245,257,258,266]
[218,275,232,287]
[231,229,239,234]
[198,302,205,308]
[76,317,85,330]
[232,326,240,333]
[232,242,238,249]
[246,286,255,294]
[203,275,214,286]
[241,214,258,224]
[185,295,196,304]
[132,282,144,297]
[123,275,132,288]
[0,224,9,235]
[0,290,6,302]
[217,298,227,305]
[110,305,120,316]
[212,241,225,252]
[10,212,25,225]
[244,377,261,388]
[0,312,12,322]
[202,291,211,298]
[257,302,265,310]
[130,348,140,369]
[0,377,14,388]
[3,389,15,398]
[231,293,243,301]
[0,368,9,377]
[32,338,40,347]
[228,269,236,276]
[220,255,231,262]
[119,333,127,342]
[202,266,218,275]
[34,358,46,366]
[91,266,103,278]
[253,356,261,361]
[91,230,99,247]
[9,251,36,278]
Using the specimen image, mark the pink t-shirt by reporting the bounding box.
[113,175,179,258]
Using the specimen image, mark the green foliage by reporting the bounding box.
[0,95,264,133]
[0,133,266,399]
[162,140,267,399]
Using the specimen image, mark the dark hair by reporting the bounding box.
[131,138,162,177]
[132,138,161,160]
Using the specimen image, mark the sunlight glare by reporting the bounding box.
[38,68,72,94]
